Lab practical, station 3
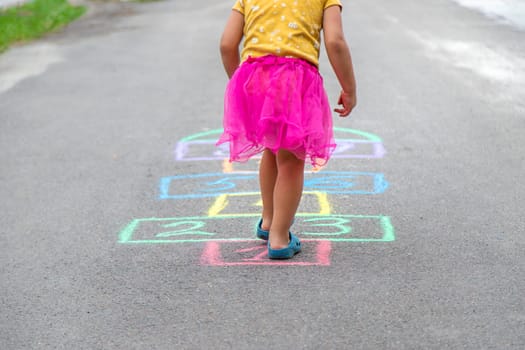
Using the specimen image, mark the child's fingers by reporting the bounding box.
[335,90,356,117]
[334,105,351,117]
[334,90,356,117]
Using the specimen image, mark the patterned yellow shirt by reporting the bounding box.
[233,0,342,67]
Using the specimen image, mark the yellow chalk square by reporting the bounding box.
[207,191,331,217]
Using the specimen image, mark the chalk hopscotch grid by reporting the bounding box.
[119,127,395,265]
[118,214,395,244]
[159,171,389,199]
[176,139,386,161]
[174,128,386,161]
[201,240,332,266]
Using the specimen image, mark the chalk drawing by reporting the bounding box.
[200,240,332,266]
[302,217,351,236]
[119,125,395,266]
[175,128,386,161]
[118,214,394,244]
[159,171,388,199]
[155,221,214,237]
[206,191,331,217]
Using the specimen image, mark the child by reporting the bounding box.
[217,0,357,259]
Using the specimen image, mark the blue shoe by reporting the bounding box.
[256,218,295,240]
[256,218,269,240]
[268,232,301,260]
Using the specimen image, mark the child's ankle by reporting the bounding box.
[261,217,272,230]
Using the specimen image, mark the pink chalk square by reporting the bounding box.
[200,240,331,266]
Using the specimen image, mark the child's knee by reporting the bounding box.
[277,150,305,170]
[277,149,298,161]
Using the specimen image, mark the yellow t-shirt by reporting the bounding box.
[233,0,342,67]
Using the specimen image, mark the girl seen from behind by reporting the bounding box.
[217,0,357,259]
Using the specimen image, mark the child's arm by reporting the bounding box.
[220,10,244,79]
[323,6,357,117]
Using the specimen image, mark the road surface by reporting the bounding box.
[1,0,524,348]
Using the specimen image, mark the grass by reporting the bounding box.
[0,0,86,53]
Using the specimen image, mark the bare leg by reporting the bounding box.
[269,150,305,249]
[259,149,277,230]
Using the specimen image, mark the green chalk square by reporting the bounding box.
[118,214,395,244]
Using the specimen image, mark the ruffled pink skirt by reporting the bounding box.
[216,55,336,167]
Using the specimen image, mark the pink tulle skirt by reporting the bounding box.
[216,55,336,167]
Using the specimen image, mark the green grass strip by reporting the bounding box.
[0,0,86,53]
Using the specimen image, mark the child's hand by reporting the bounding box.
[334,90,356,117]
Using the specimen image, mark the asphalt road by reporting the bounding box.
[1,0,524,349]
